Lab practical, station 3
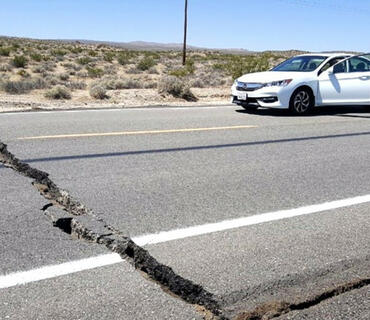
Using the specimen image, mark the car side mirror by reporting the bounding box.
[327,68,333,75]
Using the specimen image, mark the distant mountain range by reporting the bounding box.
[0,35,257,53]
[1,35,318,55]
[58,39,257,54]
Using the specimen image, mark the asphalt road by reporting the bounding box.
[0,105,369,319]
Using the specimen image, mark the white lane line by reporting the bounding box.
[1,194,370,289]
[133,194,370,246]
[0,254,122,289]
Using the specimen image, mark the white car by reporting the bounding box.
[231,53,370,114]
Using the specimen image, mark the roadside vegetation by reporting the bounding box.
[0,36,301,103]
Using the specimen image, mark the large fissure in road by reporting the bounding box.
[0,141,225,320]
[1,141,369,320]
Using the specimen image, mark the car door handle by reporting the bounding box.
[359,76,370,80]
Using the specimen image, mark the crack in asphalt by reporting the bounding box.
[0,141,225,319]
[1,140,369,320]
[234,279,370,320]
[222,255,370,306]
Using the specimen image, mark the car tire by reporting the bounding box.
[289,88,314,115]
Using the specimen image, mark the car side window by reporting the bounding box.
[320,57,346,73]
[348,56,370,73]
[333,60,347,74]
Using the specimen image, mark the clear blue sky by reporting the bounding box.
[1,0,370,52]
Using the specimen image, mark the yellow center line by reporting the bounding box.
[17,125,257,140]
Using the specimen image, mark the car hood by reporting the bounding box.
[237,71,310,83]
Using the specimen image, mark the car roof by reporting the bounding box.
[296,52,353,58]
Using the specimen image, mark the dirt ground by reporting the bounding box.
[0,87,231,113]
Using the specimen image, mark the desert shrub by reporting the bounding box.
[62,62,81,71]
[214,55,271,79]
[44,85,71,99]
[51,49,67,56]
[37,45,49,51]
[86,66,104,78]
[76,56,92,65]
[158,76,182,96]
[100,77,116,90]
[102,77,142,90]
[148,67,159,74]
[29,53,43,62]
[103,51,115,62]
[0,74,9,85]
[126,67,141,74]
[118,79,142,89]
[117,52,131,65]
[184,59,195,74]
[191,68,229,88]
[168,59,195,77]
[1,80,29,94]
[144,51,160,60]
[169,68,189,77]
[89,85,108,99]
[32,62,54,74]
[66,80,86,90]
[31,77,47,89]
[189,78,205,88]
[59,73,70,81]
[12,43,20,50]
[61,62,74,69]
[103,65,117,75]
[0,47,11,56]
[143,81,157,89]
[69,46,83,54]
[76,70,89,78]
[217,79,227,86]
[55,55,65,62]
[17,69,30,77]
[44,61,56,70]
[137,56,156,71]
[158,76,197,101]
[9,45,19,53]
[12,55,28,68]
[1,78,46,94]
[88,50,98,57]
[41,55,51,61]
[212,63,225,71]
[44,75,60,86]
[0,64,12,72]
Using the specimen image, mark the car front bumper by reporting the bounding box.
[231,85,291,109]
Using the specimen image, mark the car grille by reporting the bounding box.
[236,82,264,91]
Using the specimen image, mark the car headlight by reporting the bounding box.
[264,79,292,87]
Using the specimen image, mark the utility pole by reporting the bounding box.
[182,0,188,65]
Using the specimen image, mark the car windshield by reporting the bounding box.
[272,55,327,72]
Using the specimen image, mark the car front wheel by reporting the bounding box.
[289,88,314,115]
